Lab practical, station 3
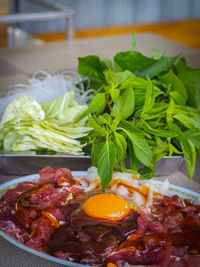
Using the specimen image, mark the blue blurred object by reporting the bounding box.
[17,0,200,33]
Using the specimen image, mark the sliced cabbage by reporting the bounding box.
[0,96,45,128]
[42,91,87,125]
[0,92,92,155]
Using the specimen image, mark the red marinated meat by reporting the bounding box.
[0,199,14,220]
[70,209,101,230]
[69,186,84,194]
[107,245,188,266]
[54,168,73,180]
[18,184,70,210]
[15,181,36,191]
[3,181,35,204]
[162,212,183,234]
[102,210,138,242]
[0,219,29,243]
[187,255,200,267]
[79,254,101,265]
[151,221,164,233]
[107,246,170,266]
[83,231,118,262]
[163,195,184,208]
[25,216,55,250]
[16,209,37,229]
[39,166,55,182]
[0,181,36,220]
[49,205,137,264]
[32,187,69,209]
[61,202,81,221]
[52,241,86,262]
[47,208,65,222]
[39,166,73,183]
[136,208,154,233]
[50,224,118,264]
[77,226,111,242]
[49,224,75,252]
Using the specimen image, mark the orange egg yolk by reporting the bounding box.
[83,193,130,222]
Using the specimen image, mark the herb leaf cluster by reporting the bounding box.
[77,34,200,191]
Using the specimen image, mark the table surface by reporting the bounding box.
[0,33,200,267]
[0,33,200,95]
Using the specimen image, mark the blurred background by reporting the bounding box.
[0,0,200,48]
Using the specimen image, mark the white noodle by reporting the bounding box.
[0,70,96,120]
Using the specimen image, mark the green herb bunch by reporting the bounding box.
[76,34,200,191]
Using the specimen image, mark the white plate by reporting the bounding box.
[0,172,200,266]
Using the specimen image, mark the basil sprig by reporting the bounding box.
[76,34,200,191]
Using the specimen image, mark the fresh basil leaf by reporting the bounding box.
[112,87,135,120]
[91,141,105,166]
[159,69,187,102]
[98,113,112,126]
[114,132,127,161]
[168,122,196,179]
[119,120,152,139]
[101,58,113,69]
[110,88,120,105]
[120,128,153,168]
[111,116,121,130]
[86,116,106,138]
[152,48,163,60]
[176,58,200,111]
[142,111,166,121]
[76,93,106,122]
[179,137,196,180]
[189,116,200,130]
[78,55,106,88]
[136,55,179,79]
[169,143,182,155]
[120,165,139,175]
[143,121,177,138]
[139,166,155,180]
[184,129,200,151]
[166,98,175,125]
[141,78,154,116]
[97,139,116,191]
[120,76,149,90]
[148,120,165,129]
[134,88,146,107]
[104,69,135,84]
[153,137,172,158]
[114,50,155,74]
[119,77,150,108]
[131,32,137,51]
[173,113,196,129]
[128,139,140,171]
[144,103,168,116]
[155,136,163,146]
[153,142,168,161]
[169,91,186,105]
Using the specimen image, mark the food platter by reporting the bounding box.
[0,171,200,267]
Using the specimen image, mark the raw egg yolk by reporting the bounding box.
[83,193,130,222]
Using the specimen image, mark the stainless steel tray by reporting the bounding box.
[0,151,199,181]
[0,151,91,174]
